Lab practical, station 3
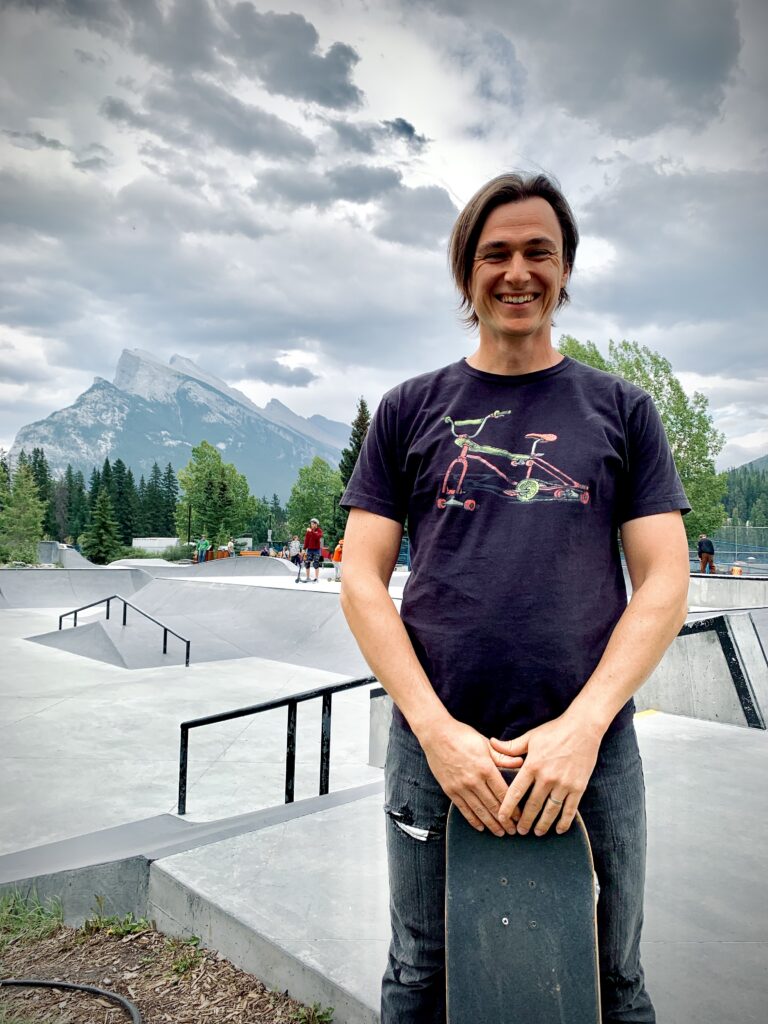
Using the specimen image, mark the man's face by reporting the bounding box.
[470,197,569,345]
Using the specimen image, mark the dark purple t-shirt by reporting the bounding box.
[342,357,689,739]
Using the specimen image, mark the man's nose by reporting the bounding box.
[504,252,531,283]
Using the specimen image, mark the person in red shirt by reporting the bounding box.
[302,518,324,583]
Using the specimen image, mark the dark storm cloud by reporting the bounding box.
[0,352,54,385]
[223,3,362,109]
[575,163,767,373]
[8,0,365,109]
[406,0,741,136]
[240,357,319,387]
[374,185,458,248]
[73,47,109,67]
[72,155,109,172]
[101,79,315,158]
[254,164,401,208]
[2,128,67,151]
[381,117,429,151]
[328,117,431,155]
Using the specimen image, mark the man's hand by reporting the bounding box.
[489,714,603,836]
[419,718,524,837]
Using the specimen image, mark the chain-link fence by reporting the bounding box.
[690,525,768,575]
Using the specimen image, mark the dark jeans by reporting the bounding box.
[382,719,655,1023]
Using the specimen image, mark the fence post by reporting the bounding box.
[122,601,127,626]
[178,726,189,815]
[163,629,168,655]
[285,700,298,803]
[106,598,111,621]
[319,692,332,796]
[185,640,190,668]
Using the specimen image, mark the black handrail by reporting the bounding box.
[177,674,378,814]
[58,594,191,668]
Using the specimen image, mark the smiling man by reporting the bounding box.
[340,173,690,1023]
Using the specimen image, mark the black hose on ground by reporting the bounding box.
[0,978,143,1022]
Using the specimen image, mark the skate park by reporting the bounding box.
[1,549,767,1023]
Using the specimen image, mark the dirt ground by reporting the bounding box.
[0,922,334,1024]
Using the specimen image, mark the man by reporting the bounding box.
[340,173,690,1023]
[196,534,210,564]
[697,533,716,574]
[302,517,323,583]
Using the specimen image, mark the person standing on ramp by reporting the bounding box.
[340,172,690,1023]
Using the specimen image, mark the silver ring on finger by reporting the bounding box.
[547,794,564,807]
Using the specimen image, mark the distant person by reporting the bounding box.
[260,544,270,556]
[332,538,344,582]
[196,534,210,564]
[289,535,301,565]
[227,538,235,558]
[697,533,716,574]
[302,517,323,583]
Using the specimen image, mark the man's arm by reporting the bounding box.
[340,508,522,836]
[491,510,689,836]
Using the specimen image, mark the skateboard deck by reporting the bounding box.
[446,804,600,1023]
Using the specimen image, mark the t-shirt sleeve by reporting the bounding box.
[341,393,408,524]
[618,395,691,525]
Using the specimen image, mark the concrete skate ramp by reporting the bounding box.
[688,573,768,609]
[0,567,151,609]
[58,547,96,569]
[107,556,296,579]
[28,577,369,674]
[636,611,768,729]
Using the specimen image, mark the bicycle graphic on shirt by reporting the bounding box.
[436,409,590,512]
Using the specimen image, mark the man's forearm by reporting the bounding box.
[340,572,450,739]
[567,572,688,732]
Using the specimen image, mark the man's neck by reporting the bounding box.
[466,331,563,376]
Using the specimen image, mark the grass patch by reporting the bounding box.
[0,891,63,953]
[292,1004,335,1023]
[80,895,152,939]
[164,935,203,976]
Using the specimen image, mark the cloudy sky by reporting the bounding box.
[1,0,766,468]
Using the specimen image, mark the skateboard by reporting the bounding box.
[445,803,600,1023]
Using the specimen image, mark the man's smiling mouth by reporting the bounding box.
[498,293,536,304]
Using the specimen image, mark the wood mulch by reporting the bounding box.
[0,923,330,1023]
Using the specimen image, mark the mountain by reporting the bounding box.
[742,453,768,472]
[9,349,350,500]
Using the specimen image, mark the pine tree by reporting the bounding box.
[135,476,148,536]
[88,467,102,511]
[144,462,165,534]
[111,459,136,545]
[80,487,123,564]
[69,470,89,541]
[162,463,179,535]
[30,447,57,538]
[125,469,141,542]
[101,458,114,505]
[339,397,371,487]
[0,451,10,514]
[0,464,45,563]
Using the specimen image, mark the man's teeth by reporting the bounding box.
[500,294,535,304]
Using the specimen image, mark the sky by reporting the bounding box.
[0,0,766,470]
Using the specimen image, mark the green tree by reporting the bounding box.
[749,495,768,528]
[87,467,102,512]
[162,463,179,535]
[80,487,123,564]
[29,447,57,538]
[246,495,273,546]
[143,462,165,535]
[559,336,726,538]
[0,451,10,514]
[0,464,46,563]
[339,397,371,487]
[111,458,141,545]
[286,457,344,541]
[69,469,89,541]
[175,441,256,545]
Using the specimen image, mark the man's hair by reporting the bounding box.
[448,172,579,329]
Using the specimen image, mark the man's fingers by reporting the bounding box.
[556,795,579,834]
[454,795,505,837]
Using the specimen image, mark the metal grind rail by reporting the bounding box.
[177,674,378,815]
[58,594,191,667]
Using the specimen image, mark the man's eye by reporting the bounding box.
[528,249,551,258]
[482,251,506,261]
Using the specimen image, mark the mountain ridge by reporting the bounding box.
[9,350,350,500]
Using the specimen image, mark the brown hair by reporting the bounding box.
[449,172,579,329]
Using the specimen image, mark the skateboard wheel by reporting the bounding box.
[464,499,476,511]
[437,498,447,508]
[580,491,590,504]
